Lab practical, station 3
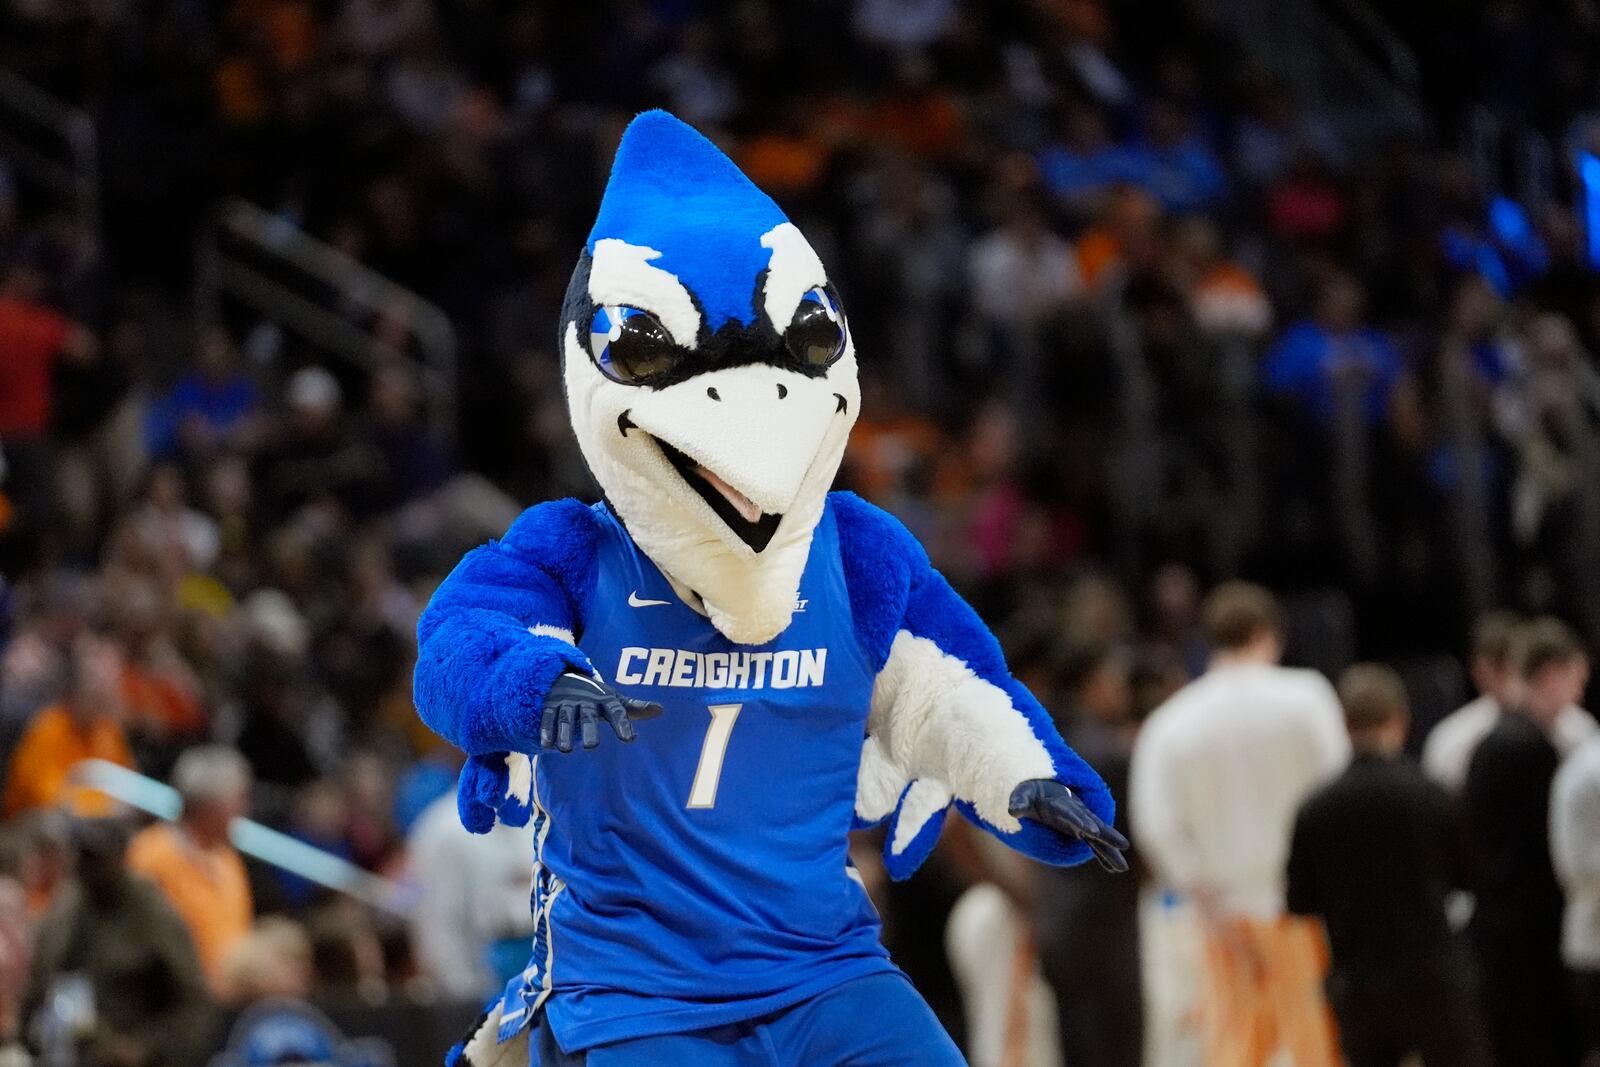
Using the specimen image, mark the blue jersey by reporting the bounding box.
[417,493,1118,1055]
[496,500,896,1051]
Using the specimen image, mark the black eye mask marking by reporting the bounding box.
[566,251,850,555]
[561,250,848,389]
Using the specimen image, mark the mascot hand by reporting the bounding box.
[541,672,663,754]
[457,753,531,833]
[1008,779,1130,873]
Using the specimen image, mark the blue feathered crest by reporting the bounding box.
[586,110,790,331]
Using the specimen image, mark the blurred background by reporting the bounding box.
[2,0,1600,1064]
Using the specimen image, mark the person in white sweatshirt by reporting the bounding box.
[1131,582,1348,1067]
[1551,732,1600,1059]
[406,788,536,1001]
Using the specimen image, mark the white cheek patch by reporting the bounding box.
[589,238,701,348]
[562,319,715,540]
[828,342,862,428]
[759,223,828,332]
[563,320,609,475]
[565,319,678,533]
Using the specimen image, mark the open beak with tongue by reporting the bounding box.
[619,364,842,554]
[694,463,764,524]
[655,438,783,552]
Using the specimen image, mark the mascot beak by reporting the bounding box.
[624,363,841,543]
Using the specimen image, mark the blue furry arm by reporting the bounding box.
[413,499,600,755]
[833,492,1113,874]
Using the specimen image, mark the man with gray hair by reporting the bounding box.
[128,745,254,991]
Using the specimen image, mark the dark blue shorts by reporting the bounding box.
[531,973,966,1066]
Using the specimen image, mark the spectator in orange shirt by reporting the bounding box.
[1075,184,1163,293]
[739,111,832,198]
[845,375,948,506]
[2,634,134,819]
[867,60,968,162]
[109,576,207,757]
[127,745,254,992]
[1171,214,1273,338]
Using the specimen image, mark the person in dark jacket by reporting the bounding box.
[22,819,216,1067]
[1036,641,1142,1067]
[1287,663,1490,1067]
[1463,617,1589,1067]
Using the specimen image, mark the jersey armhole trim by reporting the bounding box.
[824,498,888,684]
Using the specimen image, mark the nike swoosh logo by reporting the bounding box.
[628,591,671,608]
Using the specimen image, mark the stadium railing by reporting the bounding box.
[0,68,99,240]
[196,197,459,443]
[72,757,412,916]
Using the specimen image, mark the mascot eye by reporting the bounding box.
[590,305,681,385]
[785,287,845,369]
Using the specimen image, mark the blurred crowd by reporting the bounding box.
[937,587,1600,1066]
[946,585,1600,1067]
[1,0,1600,1064]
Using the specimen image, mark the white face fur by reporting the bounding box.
[563,222,862,646]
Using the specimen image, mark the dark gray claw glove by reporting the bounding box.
[539,672,663,753]
[1008,778,1131,873]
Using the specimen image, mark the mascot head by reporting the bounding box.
[560,111,861,645]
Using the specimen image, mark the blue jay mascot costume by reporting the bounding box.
[414,111,1127,1067]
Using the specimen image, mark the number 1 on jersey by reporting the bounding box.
[687,703,743,809]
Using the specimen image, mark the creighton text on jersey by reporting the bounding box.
[614,647,829,690]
